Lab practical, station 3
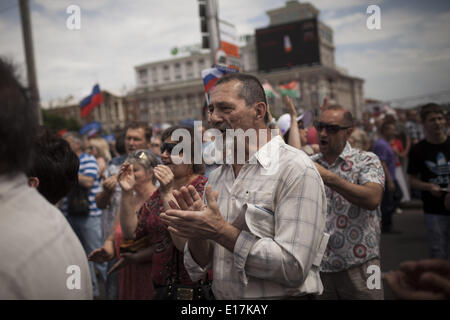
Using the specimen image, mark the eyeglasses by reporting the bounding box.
[160,142,178,154]
[314,121,352,134]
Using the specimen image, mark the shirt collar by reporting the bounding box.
[340,141,353,159]
[253,135,284,169]
[317,141,353,166]
[219,135,284,171]
[0,173,27,198]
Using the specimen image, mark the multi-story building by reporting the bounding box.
[43,90,127,134]
[47,1,365,130]
[128,53,209,125]
[131,0,364,125]
[265,0,335,69]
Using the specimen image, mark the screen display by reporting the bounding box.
[255,18,321,71]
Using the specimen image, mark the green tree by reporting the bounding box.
[42,109,81,132]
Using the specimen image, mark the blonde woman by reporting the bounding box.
[88,137,112,179]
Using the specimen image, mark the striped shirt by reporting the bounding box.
[62,153,101,217]
[183,135,329,299]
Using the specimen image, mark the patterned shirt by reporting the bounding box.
[135,175,208,287]
[184,135,329,299]
[311,142,385,272]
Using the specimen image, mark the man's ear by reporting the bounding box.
[28,176,40,189]
[254,102,267,122]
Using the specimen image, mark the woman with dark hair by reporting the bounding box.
[119,126,208,299]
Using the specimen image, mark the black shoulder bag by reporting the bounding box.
[66,184,90,216]
[152,248,215,300]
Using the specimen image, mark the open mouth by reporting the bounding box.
[320,139,328,146]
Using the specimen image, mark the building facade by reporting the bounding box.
[44,90,126,134]
[45,1,365,130]
[131,0,364,125]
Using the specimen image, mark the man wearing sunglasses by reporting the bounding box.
[311,105,385,300]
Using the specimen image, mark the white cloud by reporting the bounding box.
[1,0,448,105]
[339,46,450,100]
[8,0,202,101]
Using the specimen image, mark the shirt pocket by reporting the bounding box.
[243,202,275,239]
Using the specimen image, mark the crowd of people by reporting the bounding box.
[1,57,449,300]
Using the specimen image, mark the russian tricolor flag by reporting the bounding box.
[201,65,238,94]
[80,84,103,118]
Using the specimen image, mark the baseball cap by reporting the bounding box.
[276,113,305,136]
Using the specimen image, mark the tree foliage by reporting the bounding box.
[42,109,80,132]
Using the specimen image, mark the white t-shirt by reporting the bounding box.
[0,174,92,299]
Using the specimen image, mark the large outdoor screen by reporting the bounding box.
[255,18,321,71]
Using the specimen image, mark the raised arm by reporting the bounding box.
[154,165,188,252]
[117,163,138,240]
[284,96,302,150]
[96,175,117,209]
[314,154,385,210]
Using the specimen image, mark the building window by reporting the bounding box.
[186,61,194,79]
[163,65,170,81]
[139,69,147,79]
[115,102,119,119]
[151,67,158,83]
[311,92,318,105]
[174,63,182,80]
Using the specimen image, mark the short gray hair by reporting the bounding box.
[126,149,158,173]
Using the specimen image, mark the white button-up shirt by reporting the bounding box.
[184,135,329,299]
[0,174,92,299]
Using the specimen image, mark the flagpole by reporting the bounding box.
[19,0,43,125]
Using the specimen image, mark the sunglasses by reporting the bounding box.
[314,121,352,134]
[160,142,178,154]
[135,150,149,160]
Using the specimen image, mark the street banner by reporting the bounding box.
[262,81,280,99]
[219,19,241,70]
[79,121,102,137]
[279,81,300,98]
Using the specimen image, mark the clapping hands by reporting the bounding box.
[154,165,174,195]
[117,163,135,192]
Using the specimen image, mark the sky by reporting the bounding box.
[1,0,449,104]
